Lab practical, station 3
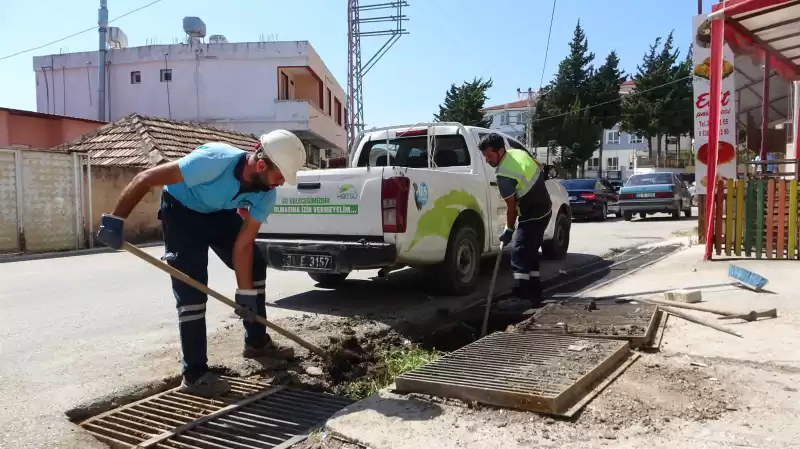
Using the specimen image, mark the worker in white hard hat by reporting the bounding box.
[96,130,306,398]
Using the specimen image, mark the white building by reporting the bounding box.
[482,99,531,141]
[32,29,347,165]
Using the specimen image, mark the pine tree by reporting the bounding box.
[621,37,663,160]
[434,77,493,127]
[589,51,626,174]
[532,21,596,174]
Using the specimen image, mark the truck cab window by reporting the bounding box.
[357,134,471,168]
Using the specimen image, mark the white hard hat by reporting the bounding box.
[258,130,305,185]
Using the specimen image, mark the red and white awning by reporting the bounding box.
[717,0,800,80]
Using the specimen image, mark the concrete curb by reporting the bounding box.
[0,241,164,264]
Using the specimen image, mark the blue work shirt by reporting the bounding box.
[163,143,276,223]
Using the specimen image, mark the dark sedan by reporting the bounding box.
[561,178,621,221]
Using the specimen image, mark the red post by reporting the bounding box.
[760,56,771,160]
[704,12,725,261]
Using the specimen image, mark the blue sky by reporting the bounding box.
[0,0,699,127]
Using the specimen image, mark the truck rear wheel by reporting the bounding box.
[436,225,481,295]
[542,211,570,260]
[308,272,349,287]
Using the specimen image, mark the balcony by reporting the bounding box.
[272,100,346,151]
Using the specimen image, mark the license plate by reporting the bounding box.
[637,193,656,198]
[283,254,334,271]
[568,196,577,201]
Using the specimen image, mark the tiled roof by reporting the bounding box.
[61,114,259,167]
[482,99,532,112]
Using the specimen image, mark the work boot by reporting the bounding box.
[243,339,295,360]
[180,371,230,398]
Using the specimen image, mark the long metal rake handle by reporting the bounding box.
[122,242,329,360]
[481,242,505,338]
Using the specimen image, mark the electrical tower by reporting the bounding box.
[347,0,409,149]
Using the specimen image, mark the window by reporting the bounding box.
[562,179,597,190]
[130,71,141,84]
[605,130,620,144]
[160,69,172,83]
[334,98,342,126]
[356,134,471,168]
[517,112,529,124]
[507,139,527,151]
[606,157,619,170]
[326,88,332,115]
[626,173,674,186]
[500,112,510,125]
[629,134,644,144]
[588,157,600,169]
[280,72,289,100]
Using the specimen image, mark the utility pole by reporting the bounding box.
[98,0,108,122]
[516,87,535,148]
[347,0,409,150]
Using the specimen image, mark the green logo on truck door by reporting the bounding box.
[407,189,483,251]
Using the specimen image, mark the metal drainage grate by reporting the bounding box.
[395,333,629,416]
[79,377,353,448]
[519,303,663,348]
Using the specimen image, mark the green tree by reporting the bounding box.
[560,99,602,176]
[621,36,664,160]
[434,77,493,127]
[663,46,694,157]
[589,51,626,175]
[532,21,596,174]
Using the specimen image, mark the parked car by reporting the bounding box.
[618,172,693,221]
[688,181,698,206]
[256,122,572,295]
[561,178,621,221]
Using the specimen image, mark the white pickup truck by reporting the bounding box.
[256,122,572,295]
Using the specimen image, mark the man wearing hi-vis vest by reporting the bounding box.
[478,133,552,300]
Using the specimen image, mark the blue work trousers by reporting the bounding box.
[510,213,550,300]
[159,192,268,382]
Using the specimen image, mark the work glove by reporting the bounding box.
[234,289,259,322]
[97,214,125,249]
[499,226,515,246]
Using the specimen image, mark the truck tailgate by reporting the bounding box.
[260,167,385,237]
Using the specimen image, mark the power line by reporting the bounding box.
[532,75,692,124]
[0,0,164,62]
[538,0,558,90]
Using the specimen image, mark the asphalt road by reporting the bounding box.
[0,210,697,449]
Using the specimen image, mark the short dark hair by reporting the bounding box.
[478,133,505,152]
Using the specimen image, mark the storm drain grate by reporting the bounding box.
[79,378,353,448]
[519,303,663,348]
[395,332,630,416]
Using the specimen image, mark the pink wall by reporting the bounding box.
[0,109,104,149]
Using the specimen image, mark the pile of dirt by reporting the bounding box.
[276,325,407,394]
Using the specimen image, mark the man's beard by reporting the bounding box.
[248,173,275,191]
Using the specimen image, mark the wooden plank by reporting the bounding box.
[735,179,745,256]
[756,180,765,259]
[745,179,755,257]
[715,180,724,255]
[725,178,734,256]
[766,179,775,259]
[790,180,798,259]
[777,180,786,259]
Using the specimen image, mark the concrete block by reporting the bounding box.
[664,289,702,303]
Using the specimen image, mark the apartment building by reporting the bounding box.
[32,21,347,166]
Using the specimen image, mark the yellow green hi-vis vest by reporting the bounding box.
[496,149,552,221]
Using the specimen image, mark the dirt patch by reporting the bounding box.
[291,432,366,449]
[578,355,736,431]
